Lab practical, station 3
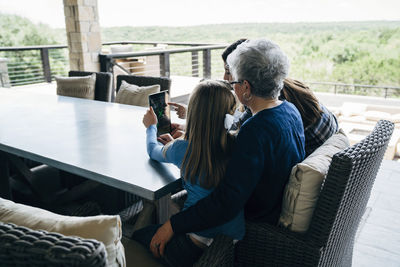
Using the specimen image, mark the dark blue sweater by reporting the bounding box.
[170,100,305,234]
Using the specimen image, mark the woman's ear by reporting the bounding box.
[242,80,252,95]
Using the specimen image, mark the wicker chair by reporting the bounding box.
[195,120,394,267]
[116,74,172,95]
[0,222,107,267]
[69,70,113,102]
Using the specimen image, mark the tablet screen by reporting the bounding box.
[148,91,171,135]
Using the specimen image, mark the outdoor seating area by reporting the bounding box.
[320,100,400,161]
[1,1,400,266]
[1,74,399,266]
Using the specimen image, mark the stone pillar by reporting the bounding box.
[0,58,11,88]
[63,0,102,72]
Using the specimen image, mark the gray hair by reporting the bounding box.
[227,39,290,99]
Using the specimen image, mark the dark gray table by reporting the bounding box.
[0,88,181,222]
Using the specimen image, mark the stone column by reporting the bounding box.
[63,0,102,72]
[0,58,11,88]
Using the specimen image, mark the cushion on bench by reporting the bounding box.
[279,129,349,232]
[0,197,125,267]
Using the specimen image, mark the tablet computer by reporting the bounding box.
[148,91,171,135]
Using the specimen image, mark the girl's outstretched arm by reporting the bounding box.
[143,107,167,162]
[146,124,167,162]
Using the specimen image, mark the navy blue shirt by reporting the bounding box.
[170,100,305,234]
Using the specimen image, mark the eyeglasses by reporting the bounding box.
[229,80,243,86]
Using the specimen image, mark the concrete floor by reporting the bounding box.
[353,160,400,267]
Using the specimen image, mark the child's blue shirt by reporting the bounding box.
[146,125,245,240]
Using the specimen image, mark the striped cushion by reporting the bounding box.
[56,74,96,100]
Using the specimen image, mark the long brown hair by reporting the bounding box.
[182,80,237,189]
[281,78,322,128]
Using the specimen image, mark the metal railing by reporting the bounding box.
[0,42,400,99]
[0,45,69,86]
[99,43,227,79]
[307,81,400,99]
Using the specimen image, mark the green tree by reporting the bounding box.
[0,13,67,85]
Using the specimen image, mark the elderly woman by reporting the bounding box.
[149,39,305,258]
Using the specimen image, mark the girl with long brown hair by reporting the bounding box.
[133,80,244,267]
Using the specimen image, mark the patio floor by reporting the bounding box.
[353,159,400,267]
[9,78,400,266]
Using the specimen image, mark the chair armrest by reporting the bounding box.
[194,234,234,267]
[0,222,107,267]
[171,189,187,210]
[246,221,309,245]
[236,222,321,266]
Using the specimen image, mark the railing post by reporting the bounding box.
[99,54,116,101]
[334,84,337,94]
[191,51,199,77]
[384,88,388,98]
[203,49,211,79]
[99,54,113,73]
[160,53,170,78]
[40,48,51,83]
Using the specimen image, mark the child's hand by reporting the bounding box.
[168,102,187,119]
[157,133,174,145]
[171,123,185,132]
[170,123,185,139]
[143,107,157,128]
[171,130,184,139]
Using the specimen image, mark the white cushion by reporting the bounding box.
[115,80,160,107]
[279,129,350,233]
[0,198,125,267]
[56,74,96,100]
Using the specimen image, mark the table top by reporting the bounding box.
[0,88,181,200]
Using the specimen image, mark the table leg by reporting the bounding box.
[156,193,171,224]
[0,151,11,199]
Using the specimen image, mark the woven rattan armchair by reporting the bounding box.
[0,222,107,267]
[116,74,172,95]
[195,120,394,267]
[69,70,113,102]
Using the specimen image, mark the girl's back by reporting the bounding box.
[143,80,245,245]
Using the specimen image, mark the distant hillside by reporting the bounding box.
[101,21,400,43]
[101,21,400,88]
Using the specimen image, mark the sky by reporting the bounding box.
[0,0,399,28]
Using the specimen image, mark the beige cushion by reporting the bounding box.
[391,113,400,123]
[110,45,133,54]
[279,129,350,233]
[0,198,125,267]
[115,80,160,107]
[56,74,96,100]
[341,102,367,117]
[364,110,391,121]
